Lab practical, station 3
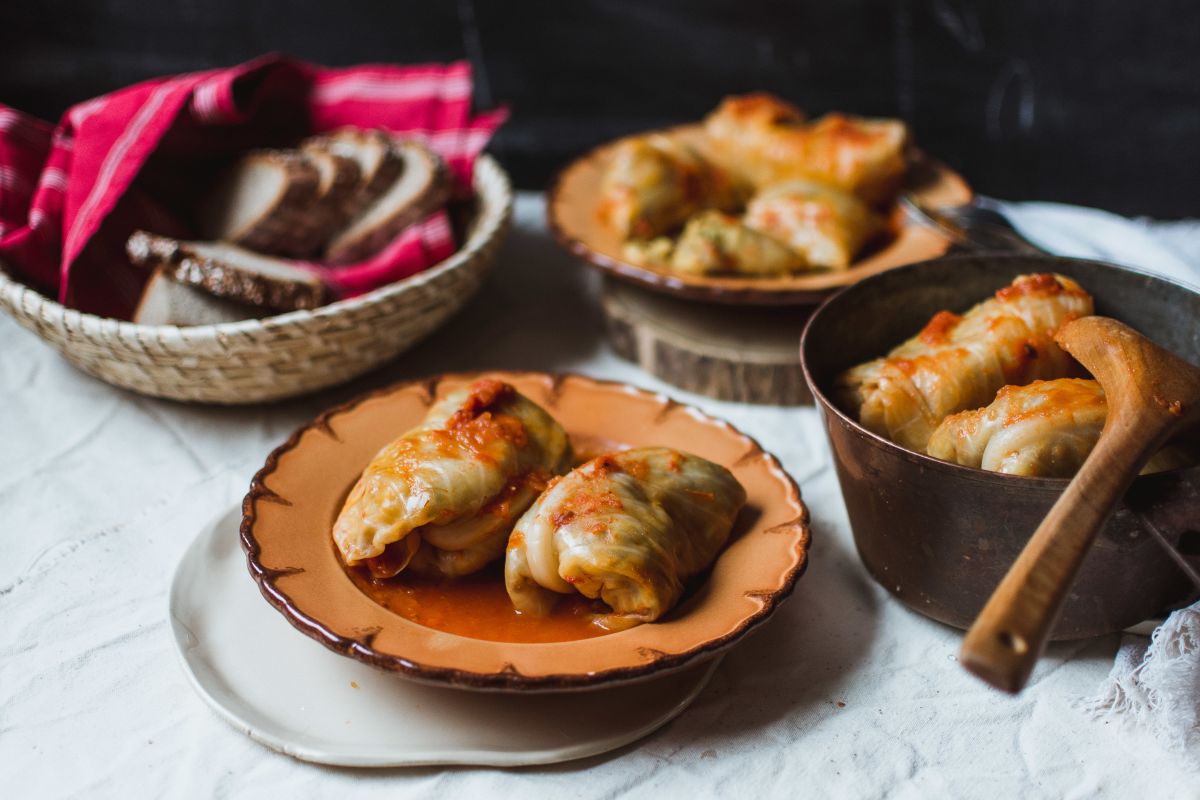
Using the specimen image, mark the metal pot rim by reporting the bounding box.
[798,253,1200,489]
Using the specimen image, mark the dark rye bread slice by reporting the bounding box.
[307,129,405,220]
[294,147,362,256]
[305,148,362,222]
[127,231,326,311]
[196,150,323,257]
[133,268,263,326]
[323,139,451,264]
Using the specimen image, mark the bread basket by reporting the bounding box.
[0,155,512,404]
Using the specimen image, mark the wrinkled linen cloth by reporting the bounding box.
[1,194,1198,799]
[1082,605,1200,760]
[0,57,506,317]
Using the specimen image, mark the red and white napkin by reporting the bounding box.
[0,55,507,318]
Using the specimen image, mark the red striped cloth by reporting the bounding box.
[0,55,507,318]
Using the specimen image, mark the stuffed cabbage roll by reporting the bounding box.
[505,447,747,630]
[927,379,1106,477]
[703,92,808,142]
[668,210,806,275]
[928,378,1196,478]
[704,93,909,205]
[836,274,1094,452]
[333,379,571,579]
[743,180,881,270]
[599,134,743,240]
[622,236,676,268]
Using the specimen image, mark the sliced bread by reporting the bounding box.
[133,268,263,326]
[306,129,405,219]
[196,150,323,257]
[295,147,362,255]
[323,139,450,264]
[127,231,326,311]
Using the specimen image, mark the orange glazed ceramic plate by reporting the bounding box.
[241,372,810,692]
[547,124,972,306]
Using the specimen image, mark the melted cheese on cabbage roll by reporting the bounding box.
[599,134,743,240]
[704,93,909,205]
[333,380,570,578]
[744,180,880,270]
[505,447,746,630]
[836,274,1094,452]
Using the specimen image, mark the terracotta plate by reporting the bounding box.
[547,124,973,306]
[241,372,810,692]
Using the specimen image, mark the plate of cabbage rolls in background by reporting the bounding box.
[241,373,810,691]
[548,92,971,305]
[800,254,1200,637]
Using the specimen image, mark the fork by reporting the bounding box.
[901,195,1049,255]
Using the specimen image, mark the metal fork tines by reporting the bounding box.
[902,195,1049,255]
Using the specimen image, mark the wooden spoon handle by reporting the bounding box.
[959,416,1170,693]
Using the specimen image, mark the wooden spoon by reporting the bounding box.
[960,316,1200,693]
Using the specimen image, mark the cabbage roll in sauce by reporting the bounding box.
[704,93,909,205]
[927,379,1105,477]
[668,210,806,275]
[505,447,747,631]
[927,378,1195,478]
[598,134,743,240]
[744,181,888,268]
[836,274,1094,452]
[333,380,571,579]
[743,180,881,270]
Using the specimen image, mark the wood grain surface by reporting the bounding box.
[601,278,813,405]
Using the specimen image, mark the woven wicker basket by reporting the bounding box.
[0,155,512,404]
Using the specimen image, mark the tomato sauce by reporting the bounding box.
[339,431,634,644]
[918,310,962,346]
[345,563,614,643]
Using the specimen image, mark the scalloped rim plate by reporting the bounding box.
[241,371,810,691]
[172,505,721,767]
[547,124,972,306]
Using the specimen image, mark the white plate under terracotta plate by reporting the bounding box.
[547,124,973,306]
[170,505,721,768]
[241,372,810,691]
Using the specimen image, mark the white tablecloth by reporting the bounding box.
[3,195,1198,798]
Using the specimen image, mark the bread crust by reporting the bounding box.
[294,148,363,256]
[323,139,451,264]
[305,129,406,220]
[127,231,326,311]
[198,150,324,257]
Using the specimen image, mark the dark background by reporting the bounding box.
[2,0,1198,218]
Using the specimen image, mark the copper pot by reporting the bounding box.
[800,255,1200,639]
